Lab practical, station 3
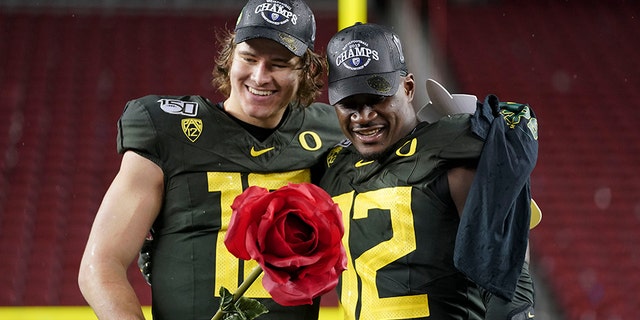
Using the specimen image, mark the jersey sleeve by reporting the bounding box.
[434,114,484,161]
[116,96,162,165]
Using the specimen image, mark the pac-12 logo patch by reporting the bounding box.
[255,1,297,26]
[335,40,379,71]
[158,99,198,116]
[182,118,202,142]
[325,146,342,168]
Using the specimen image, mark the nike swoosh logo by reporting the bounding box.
[250,146,274,157]
[354,160,374,167]
[527,311,535,318]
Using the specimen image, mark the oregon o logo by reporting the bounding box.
[299,131,322,151]
[396,138,417,157]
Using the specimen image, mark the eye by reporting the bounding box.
[368,95,385,105]
[337,94,385,110]
[272,59,300,70]
[242,56,257,63]
[335,101,358,111]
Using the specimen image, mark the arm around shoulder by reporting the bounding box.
[447,166,477,218]
[78,151,164,320]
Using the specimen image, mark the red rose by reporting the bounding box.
[224,183,347,306]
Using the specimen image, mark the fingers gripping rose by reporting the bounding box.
[224,183,347,306]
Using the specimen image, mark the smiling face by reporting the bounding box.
[224,38,303,128]
[333,74,418,160]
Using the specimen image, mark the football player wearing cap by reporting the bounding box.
[319,23,538,320]
[78,1,343,319]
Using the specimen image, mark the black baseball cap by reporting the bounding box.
[234,0,316,57]
[327,23,407,105]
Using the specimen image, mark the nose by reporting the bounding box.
[351,105,377,123]
[250,62,271,86]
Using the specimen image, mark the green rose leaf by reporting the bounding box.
[234,296,269,319]
[216,286,269,320]
[219,287,235,312]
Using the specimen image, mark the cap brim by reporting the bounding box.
[328,70,401,105]
[235,26,308,57]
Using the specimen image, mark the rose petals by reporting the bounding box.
[224,183,347,306]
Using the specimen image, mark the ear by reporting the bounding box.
[403,73,416,102]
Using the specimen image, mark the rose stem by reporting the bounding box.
[210,265,264,320]
[234,265,264,300]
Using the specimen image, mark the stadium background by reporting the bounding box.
[1,0,638,319]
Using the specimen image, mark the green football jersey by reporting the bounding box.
[117,95,344,320]
[319,115,486,320]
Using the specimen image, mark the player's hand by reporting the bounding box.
[138,235,153,286]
